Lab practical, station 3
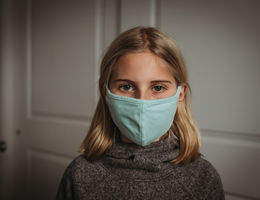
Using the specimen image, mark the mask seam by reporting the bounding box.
[106,98,178,105]
[140,103,144,146]
[106,96,179,106]
[106,86,182,105]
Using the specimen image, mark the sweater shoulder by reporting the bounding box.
[184,157,222,184]
[179,157,225,199]
[65,154,107,183]
[66,154,95,173]
[56,155,108,200]
[188,157,219,177]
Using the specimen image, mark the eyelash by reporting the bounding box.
[118,84,167,93]
[152,85,166,92]
[118,84,134,92]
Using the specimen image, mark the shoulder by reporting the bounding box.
[185,157,223,185]
[65,154,96,173]
[56,154,109,199]
[64,154,107,183]
[186,157,220,179]
[56,155,104,200]
[176,157,225,200]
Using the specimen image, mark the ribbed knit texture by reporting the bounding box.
[56,137,225,200]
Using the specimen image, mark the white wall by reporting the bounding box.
[157,1,260,199]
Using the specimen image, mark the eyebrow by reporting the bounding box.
[151,80,173,84]
[113,79,173,84]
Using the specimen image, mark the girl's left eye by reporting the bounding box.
[152,85,165,92]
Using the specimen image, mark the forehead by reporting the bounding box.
[111,51,175,81]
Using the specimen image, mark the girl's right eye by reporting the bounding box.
[119,84,133,92]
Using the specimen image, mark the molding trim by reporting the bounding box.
[26,148,32,200]
[26,147,74,199]
[149,0,156,27]
[200,128,260,143]
[26,0,32,119]
[225,191,260,200]
[94,0,103,102]
[25,0,98,124]
[31,111,92,126]
[116,0,121,34]
[155,0,161,28]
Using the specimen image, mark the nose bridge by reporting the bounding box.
[136,87,149,100]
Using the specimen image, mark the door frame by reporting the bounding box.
[0,0,27,199]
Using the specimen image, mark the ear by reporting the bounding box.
[178,83,187,102]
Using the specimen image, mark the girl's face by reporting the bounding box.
[109,51,181,100]
[109,51,185,143]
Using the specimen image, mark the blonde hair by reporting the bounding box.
[80,26,201,165]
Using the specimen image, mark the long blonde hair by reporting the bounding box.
[80,26,201,165]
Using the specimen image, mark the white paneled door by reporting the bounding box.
[1,0,104,199]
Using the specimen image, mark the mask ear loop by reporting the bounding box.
[104,80,119,143]
[105,81,110,96]
[175,83,182,97]
[177,81,182,87]
[106,80,110,89]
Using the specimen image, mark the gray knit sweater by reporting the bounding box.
[56,137,225,200]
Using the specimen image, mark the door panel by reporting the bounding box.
[29,150,72,200]
[23,0,100,199]
[30,0,96,118]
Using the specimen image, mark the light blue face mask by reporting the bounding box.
[105,86,182,146]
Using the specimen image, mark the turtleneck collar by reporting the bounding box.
[102,136,179,172]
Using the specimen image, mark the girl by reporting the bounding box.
[56,26,225,200]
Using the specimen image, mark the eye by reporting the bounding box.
[119,84,134,92]
[152,85,165,92]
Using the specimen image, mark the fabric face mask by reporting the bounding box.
[105,85,182,146]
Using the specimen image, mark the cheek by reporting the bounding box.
[162,88,176,98]
[108,82,122,96]
[109,83,117,93]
